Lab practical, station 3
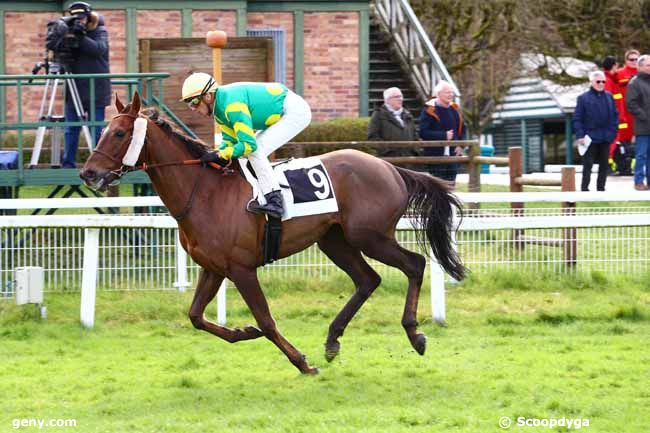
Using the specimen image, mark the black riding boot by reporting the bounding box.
[247,190,284,219]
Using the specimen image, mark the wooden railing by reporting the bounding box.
[371,0,460,99]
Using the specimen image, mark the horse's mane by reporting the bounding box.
[141,107,211,158]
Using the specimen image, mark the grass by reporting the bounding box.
[1,272,649,433]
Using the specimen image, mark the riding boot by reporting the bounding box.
[247,190,284,219]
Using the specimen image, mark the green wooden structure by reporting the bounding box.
[0,0,371,193]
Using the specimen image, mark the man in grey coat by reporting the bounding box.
[625,54,650,190]
[368,87,417,159]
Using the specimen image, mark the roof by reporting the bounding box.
[492,54,597,122]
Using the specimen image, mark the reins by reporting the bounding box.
[99,112,235,221]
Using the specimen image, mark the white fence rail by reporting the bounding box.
[1,193,649,326]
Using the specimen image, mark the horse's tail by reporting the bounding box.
[395,166,466,281]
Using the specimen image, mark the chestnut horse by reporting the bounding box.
[80,92,465,374]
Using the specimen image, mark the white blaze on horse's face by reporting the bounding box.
[122,117,147,166]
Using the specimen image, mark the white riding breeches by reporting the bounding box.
[247,90,312,195]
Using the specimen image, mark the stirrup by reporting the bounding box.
[246,199,283,219]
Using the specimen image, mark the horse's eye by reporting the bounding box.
[115,130,126,137]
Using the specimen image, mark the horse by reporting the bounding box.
[80,92,466,374]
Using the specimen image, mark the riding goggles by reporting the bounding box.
[185,78,216,108]
[186,96,202,108]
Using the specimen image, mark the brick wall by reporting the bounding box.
[247,12,294,91]
[101,10,126,117]
[191,10,236,37]
[2,9,361,125]
[304,12,359,121]
[4,12,60,123]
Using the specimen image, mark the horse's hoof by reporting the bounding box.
[243,325,264,338]
[303,366,320,375]
[412,333,427,355]
[324,341,340,363]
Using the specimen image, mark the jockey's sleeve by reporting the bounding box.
[222,102,257,159]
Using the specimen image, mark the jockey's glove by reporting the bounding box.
[200,151,229,167]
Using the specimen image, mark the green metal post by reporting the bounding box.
[293,10,304,96]
[158,78,164,105]
[358,9,369,117]
[0,11,5,139]
[236,7,247,36]
[565,114,573,165]
[181,8,192,38]
[17,81,23,181]
[126,8,138,73]
[521,119,528,173]
[89,79,96,148]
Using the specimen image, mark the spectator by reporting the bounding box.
[62,1,111,168]
[625,54,650,190]
[419,80,465,187]
[603,56,629,175]
[573,71,618,192]
[368,87,417,158]
[607,49,639,174]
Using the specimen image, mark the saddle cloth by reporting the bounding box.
[239,156,338,221]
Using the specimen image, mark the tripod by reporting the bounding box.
[30,59,93,168]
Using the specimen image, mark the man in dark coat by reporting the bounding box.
[626,54,650,190]
[419,80,465,186]
[574,70,619,191]
[368,87,417,159]
[62,1,111,168]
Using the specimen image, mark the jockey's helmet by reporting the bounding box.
[180,72,219,102]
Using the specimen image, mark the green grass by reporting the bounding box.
[1,272,649,433]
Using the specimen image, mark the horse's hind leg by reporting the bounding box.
[189,268,264,342]
[317,225,381,362]
[229,264,318,374]
[357,234,427,355]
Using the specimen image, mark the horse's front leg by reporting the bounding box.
[230,264,319,374]
[188,268,263,342]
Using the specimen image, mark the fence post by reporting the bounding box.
[509,147,524,248]
[467,142,481,209]
[217,280,227,325]
[80,228,99,328]
[561,167,577,267]
[174,230,190,292]
[430,253,446,325]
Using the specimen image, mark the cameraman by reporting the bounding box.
[62,1,111,168]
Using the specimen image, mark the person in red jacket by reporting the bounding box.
[609,49,639,175]
[604,56,627,174]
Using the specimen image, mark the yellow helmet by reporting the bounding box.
[180,72,218,102]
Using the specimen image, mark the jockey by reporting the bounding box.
[180,72,312,219]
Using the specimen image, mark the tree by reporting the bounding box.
[410,0,528,133]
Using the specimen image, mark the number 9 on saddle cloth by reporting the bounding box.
[240,156,338,264]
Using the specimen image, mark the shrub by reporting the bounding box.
[278,117,372,158]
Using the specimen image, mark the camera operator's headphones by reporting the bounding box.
[68,1,92,18]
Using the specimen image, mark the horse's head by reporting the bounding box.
[80,91,147,192]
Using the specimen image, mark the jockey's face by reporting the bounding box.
[188,93,214,117]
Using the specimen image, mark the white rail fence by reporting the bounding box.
[1,193,649,327]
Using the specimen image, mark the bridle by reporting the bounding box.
[92,112,234,221]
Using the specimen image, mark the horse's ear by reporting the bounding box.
[115,93,125,112]
[130,91,141,114]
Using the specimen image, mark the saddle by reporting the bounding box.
[228,156,338,265]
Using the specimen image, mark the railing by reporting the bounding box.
[372,0,460,99]
[1,194,649,327]
[0,72,195,187]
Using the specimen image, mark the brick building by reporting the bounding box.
[0,0,370,124]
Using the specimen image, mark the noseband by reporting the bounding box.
[91,112,233,220]
[92,113,142,185]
